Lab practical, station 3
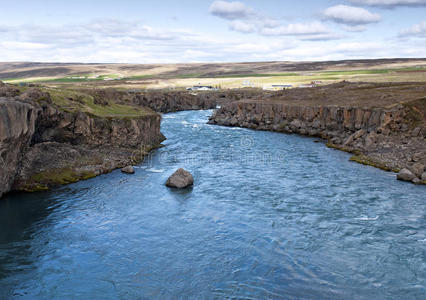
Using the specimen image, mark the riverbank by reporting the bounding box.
[209,82,426,184]
[0,82,167,198]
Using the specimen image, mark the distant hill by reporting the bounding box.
[1,58,426,80]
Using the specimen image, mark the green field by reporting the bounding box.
[2,64,425,90]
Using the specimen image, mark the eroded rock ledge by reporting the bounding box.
[209,82,426,184]
[0,83,165,198]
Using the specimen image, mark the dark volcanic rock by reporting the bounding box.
[166,168,194,189]
[0,98,39,198]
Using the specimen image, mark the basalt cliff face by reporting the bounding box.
[209,82,426,183]
[0,98,38,198]
[0,83,165,198]
[130,91,218,112]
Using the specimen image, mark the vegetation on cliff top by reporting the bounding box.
[46,87,156,118]
[10,84,157,118]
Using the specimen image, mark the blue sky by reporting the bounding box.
[0,0,425,63]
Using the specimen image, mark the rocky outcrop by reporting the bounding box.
[397,169,416,182]
[130,91,217,113]
[209,84,426,184]
[0,98,39,198]
[0,84,165,197]
[121,166,135,174]
[166,168,194,188]
[13,108,164,192]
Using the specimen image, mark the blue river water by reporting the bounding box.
[0,109,425,299]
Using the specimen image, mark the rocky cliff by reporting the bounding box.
[0,83,165,197]
[82,88,265,113]
[0,98,38,198]
[209,82,426,184]
[130,91,217,112]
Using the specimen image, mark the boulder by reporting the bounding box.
[396,168,416,182]
[121,166,135,174]
[166,168,194,188]
[421,172,426,181]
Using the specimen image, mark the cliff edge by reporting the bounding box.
[0,82,165,198]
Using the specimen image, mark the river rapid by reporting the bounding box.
[0,109,425,299]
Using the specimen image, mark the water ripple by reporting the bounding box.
[0,109,425,299]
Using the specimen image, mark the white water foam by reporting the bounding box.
[146,168,165,173]
[355,216,379,221]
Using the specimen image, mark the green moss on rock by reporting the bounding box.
[326,142,361,155]
[349,154,399,173]
[21,168,98,191]
[326,142,400,173]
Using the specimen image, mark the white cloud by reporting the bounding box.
[276,40,425,61]
[341,24,367,32]
[228,20,257,33]
[349,0,426,7]
[0,41,50,50]
[210,1,338,40]
[209,1,254,20]
[400,21,426,37]
[323,5,381,25]
[0,18,306,63]
[335,41,384,53]
[260,22,330,36]
[0,9,424,63]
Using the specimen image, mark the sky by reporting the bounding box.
[0,0,425,63]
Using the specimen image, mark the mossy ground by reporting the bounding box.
[326,142,399,173]
[20,168,98,192]
[43,87,156,118]
[349,155,400,173]
[326,142,360,155]
[19,143,165,193]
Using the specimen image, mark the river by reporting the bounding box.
[0,109,425,299]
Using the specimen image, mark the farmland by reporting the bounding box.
[1,58,425,90]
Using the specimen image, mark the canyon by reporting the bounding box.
[1,81,425,199]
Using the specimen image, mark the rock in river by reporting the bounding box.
[396,168,416,182]
[121,166,135,174]
[166,168,194,189]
